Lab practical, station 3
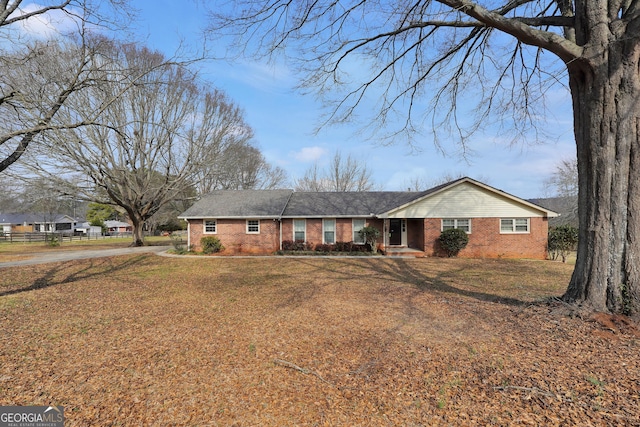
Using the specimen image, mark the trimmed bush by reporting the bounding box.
[438,228,469,257]
[201,236,224,254]
[282,240,313,251]
[315,243,333,253]
[279,240,371,255]
[548,225,578,262]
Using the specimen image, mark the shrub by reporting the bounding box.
[438,228,469,257]
[334,241,354,252]
[358,226,381,253]
[315,243,333,252]
[548,225,578,262]
[282,240,312,251]
[201,236,224,254]
[170,233,185,252]
[46,234,60,247]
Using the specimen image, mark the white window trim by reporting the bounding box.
[323,218,336,244]
[203,219,217,234]
[293,219,306,242]
[246,219,260,234]
[353,219,366,244]
[441,218,471,234]
[500,218,530,234]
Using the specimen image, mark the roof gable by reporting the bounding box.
[380,177,558,218]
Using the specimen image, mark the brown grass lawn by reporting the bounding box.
[1,255,638,426]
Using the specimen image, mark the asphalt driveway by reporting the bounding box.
[0,245,168,268]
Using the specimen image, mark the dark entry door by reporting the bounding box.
[389,219,402,245]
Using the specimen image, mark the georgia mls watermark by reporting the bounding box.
[0,406,64,427]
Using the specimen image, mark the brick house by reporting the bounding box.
[178,177,558,258]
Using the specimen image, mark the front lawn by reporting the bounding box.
[0,256,637,425]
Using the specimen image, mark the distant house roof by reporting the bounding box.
[0,213,37,225]
[105,220,132,228]
[529,196,577,226]
[0,213,79,225]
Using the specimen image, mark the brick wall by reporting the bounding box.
[189,216,549,258]
[188,219,280,254]
[281,218,384,249]
[422,217,549,259]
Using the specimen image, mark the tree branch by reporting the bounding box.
[436,0,582,62]
[0,0,72,27]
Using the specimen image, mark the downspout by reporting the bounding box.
[278,190,294,251]
[383,219,387,253]
[187,221,191,249]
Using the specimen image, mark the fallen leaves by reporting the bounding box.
[0,256,639,425]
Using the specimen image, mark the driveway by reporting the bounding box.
[0,245,168,268]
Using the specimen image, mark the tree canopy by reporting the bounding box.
[0,0,132,173]
[28,41,257,246]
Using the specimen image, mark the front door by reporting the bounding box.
[389,219,402,245]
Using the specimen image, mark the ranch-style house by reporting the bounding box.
[178,177,558,258]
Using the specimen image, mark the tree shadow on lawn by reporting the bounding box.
[0,255,154,297]
[287,257,526,307]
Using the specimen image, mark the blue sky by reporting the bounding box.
[132,0,575,198]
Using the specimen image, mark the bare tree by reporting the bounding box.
[0,0,131,173]
[545,159,579,198]
[294,150,375,191]
[196,140,288,193]
[209,1,640,314]
[30,42,254,246]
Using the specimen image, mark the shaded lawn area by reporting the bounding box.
[1,256,638,426]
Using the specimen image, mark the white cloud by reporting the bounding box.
[290,146,326,162]
[11,3,80,39]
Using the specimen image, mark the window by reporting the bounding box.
[204,219,217,234]
[246,220,260,234]
[323,219,336,244]
[500,218,530,233]
[293,219,306,241]
[353,219,366,244]
[442,218,471,233]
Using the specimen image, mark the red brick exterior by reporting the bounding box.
[188,219,280,254]
[188,216,549,258]
[417,217,549,259]
[280,218,384,250]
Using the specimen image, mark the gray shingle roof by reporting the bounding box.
[179,189,294,218]
[282,191,428,217]
[178,177,558,219]
[0,213,77,224]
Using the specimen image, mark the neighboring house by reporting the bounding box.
[178,177,558,259]
[0,213,37,233]
[0,213,81,234]
[104,220,133,235]
[33,214,78,235]
[75,221,103,237]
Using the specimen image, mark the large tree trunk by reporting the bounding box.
[563,41,640,315]
[129,214,146,247]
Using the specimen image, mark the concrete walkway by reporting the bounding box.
[0,245,168,268]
